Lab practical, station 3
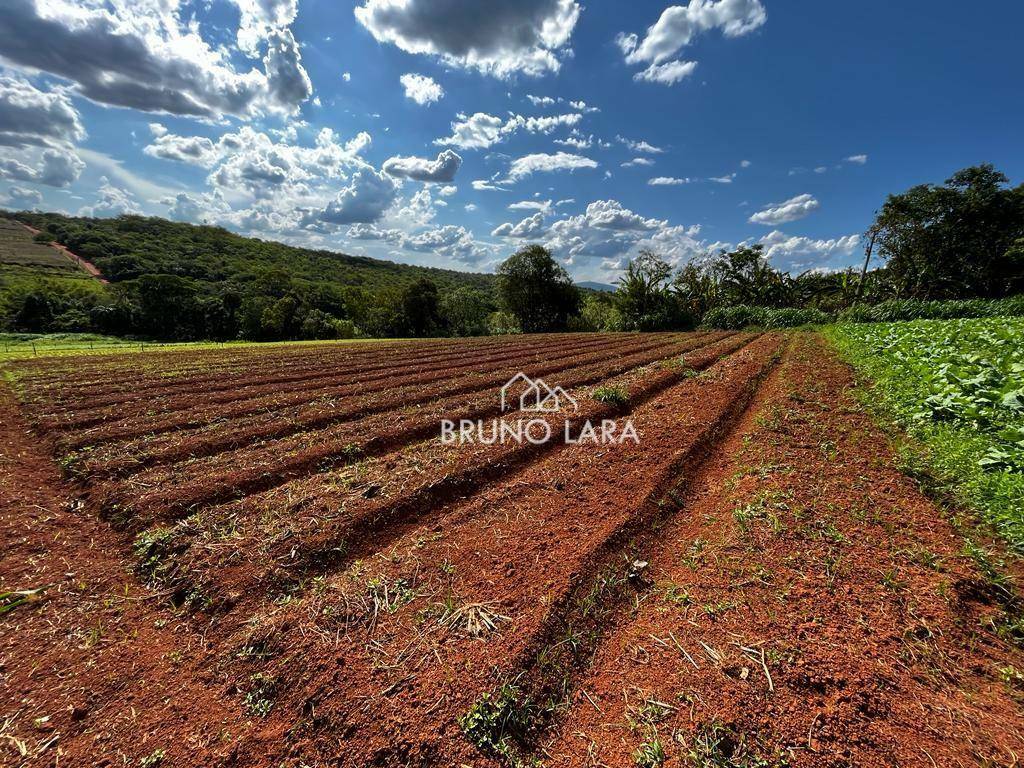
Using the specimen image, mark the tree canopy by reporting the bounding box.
[497,245,580,333]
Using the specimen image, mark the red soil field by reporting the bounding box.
[1,332,1022,768]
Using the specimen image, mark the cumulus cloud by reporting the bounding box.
[0,75,84,148]
[526,94,557,107]
[492,211,547,238]
[0,0,311,119]
[619,0,765,85]
[315,167,397,225]
[400,73,444,105]
[621,157,655,168]
[541,199,706,271]
[144,130,220,167]
[648,176,690,185]
[846,154,868,164]
[634,59,697,85]
[748,193,820,226]
[79,176,140,217]
[1,146,83,187]
[505,151,598,182]
[758,229,859,270]
[354,0,581,78]
[434,111,582,150]
[349,220,492,265]
[383,149,462,183]
[0,184,42,208]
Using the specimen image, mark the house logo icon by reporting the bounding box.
[500,372,578,413]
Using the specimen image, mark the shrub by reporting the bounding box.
[700,305,828,330]
[486,311,521,335]
[592,385,630,406]
[838,296,1024,323]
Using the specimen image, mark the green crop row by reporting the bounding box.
[828,317,1024,551]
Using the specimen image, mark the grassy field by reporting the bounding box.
[829,317,1024,552]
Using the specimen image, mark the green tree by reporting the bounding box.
[615,249,686,330]
[400,278,442,337]
[497,245,579,333]
[440,287,492,336]
[872,164,1024,298]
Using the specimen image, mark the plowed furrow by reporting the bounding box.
[71,333,707,474]
[132,333,757,614]
[88,333,737,525]
[216,334,784,768]
[37,335,629,432]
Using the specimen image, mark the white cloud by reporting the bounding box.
[0,75,84,148]
[354,0,581,78]
[740,159,752,168]
[846,154,868,164]
[527,94,557,107]
[621,157,655,168]
[434,111,582,150]
[748,193,820,226]
[0,146,83,188]
[434,112,505,150]
[79,176,140,217]
[710,173,735,183]
[505,151,598,181]
[492,211,547,238]
[437,185,457,196]
[0,0,311,119]
[464,203,478,211]
[542,199,706,271]
[342,71,352,82]
[144,132,220,167]
[509,199,552,212]
[617,136,664,153]
[623,0,766,65]
[619,0,765,85]
[648,176,690,185]
[634,59,697,85]
[0,184,42,208]
[400,73,444,105]
[758,230,859,270]
[383,150,462,182]
[472,179,507,191]
[314,167,397,226]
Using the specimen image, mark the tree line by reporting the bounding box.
[2,164,1022,339]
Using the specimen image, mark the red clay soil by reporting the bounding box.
[3,333,1022,768]
[541,334,1024,767]
[46,333,689,446]
[80,334,733,522]
[17,222,107,283]
[202,334,785,767]
[0,387,247,767]
[124,333,757,616]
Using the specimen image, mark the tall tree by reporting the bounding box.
[616,249,681,331]
[872,164,1024,298]
[497,245,580,333]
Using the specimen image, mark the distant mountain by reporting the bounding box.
[576,280,617,293]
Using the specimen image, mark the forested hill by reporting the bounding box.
[10,212,497,295]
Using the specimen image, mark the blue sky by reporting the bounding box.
[1,0,1022,283]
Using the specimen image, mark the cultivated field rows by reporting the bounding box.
[6,331,1023,767]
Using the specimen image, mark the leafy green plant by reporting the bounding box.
[828,318,1024,552]
[459,682,540,767]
